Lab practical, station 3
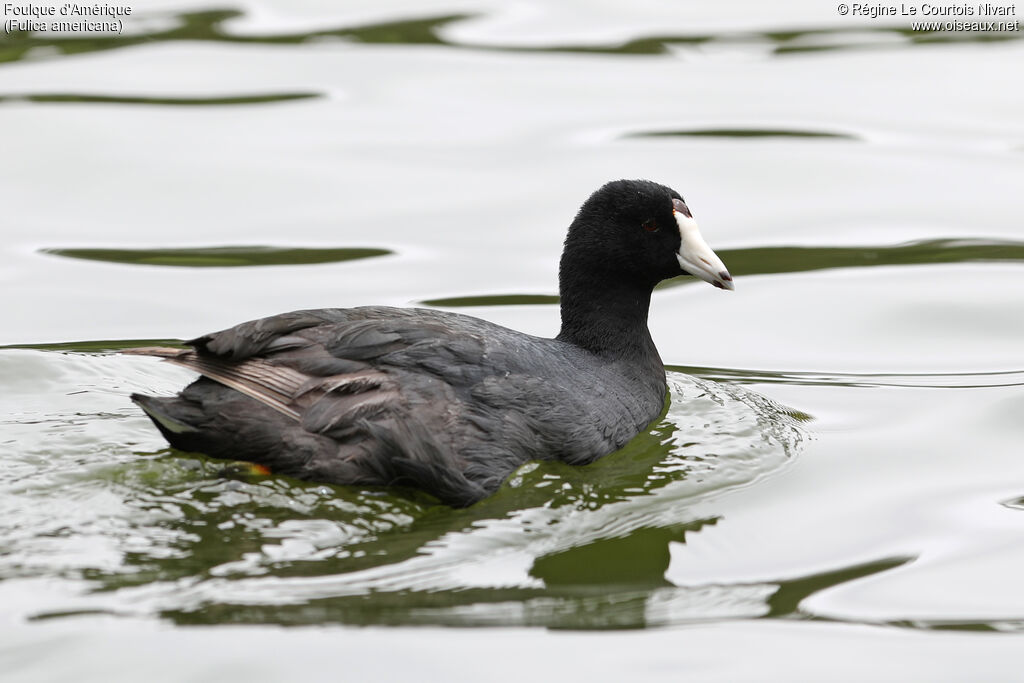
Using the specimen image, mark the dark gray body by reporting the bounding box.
[133,306,667,506]
[131,179,729,507]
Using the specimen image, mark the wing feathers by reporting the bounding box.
[163,352,305,419]
[126,347,398,427]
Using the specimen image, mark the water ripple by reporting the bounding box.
[422,238,1024,306]
[2,8,1020,68]
[626,128,858,140]
[40,245,392,268]
[0,353,807,628]
[0,92,321,106]
[675,365,1024,390]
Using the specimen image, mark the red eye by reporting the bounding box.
[642,219,658,232]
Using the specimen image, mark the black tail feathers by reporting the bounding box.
[131,393,201,442]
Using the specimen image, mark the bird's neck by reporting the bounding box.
[555,269,659,360]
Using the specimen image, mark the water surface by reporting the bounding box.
[1,1,1022,681]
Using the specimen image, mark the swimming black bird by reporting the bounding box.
[129,179,733,506]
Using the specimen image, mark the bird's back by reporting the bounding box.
[130,306,667,506]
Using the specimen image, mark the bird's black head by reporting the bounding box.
[561,179,733,292]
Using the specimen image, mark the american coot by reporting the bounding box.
[129,179,733,506]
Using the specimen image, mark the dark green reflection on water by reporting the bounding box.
[1,8,1020,68]
[0,92,320,106]
[765,556,909,618]
[628,128,857,140]
[42,237,1019,279]
[421,294,560,307]
[773,25,1023,54]
[425,238,1024,306]
[42,245,392,268]
[161,518,721,630]
[0,10,465,65]
[658,237,1024,289]
[530,523,700,590]
[1001,496,1024,511]
[156,552,909,629]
